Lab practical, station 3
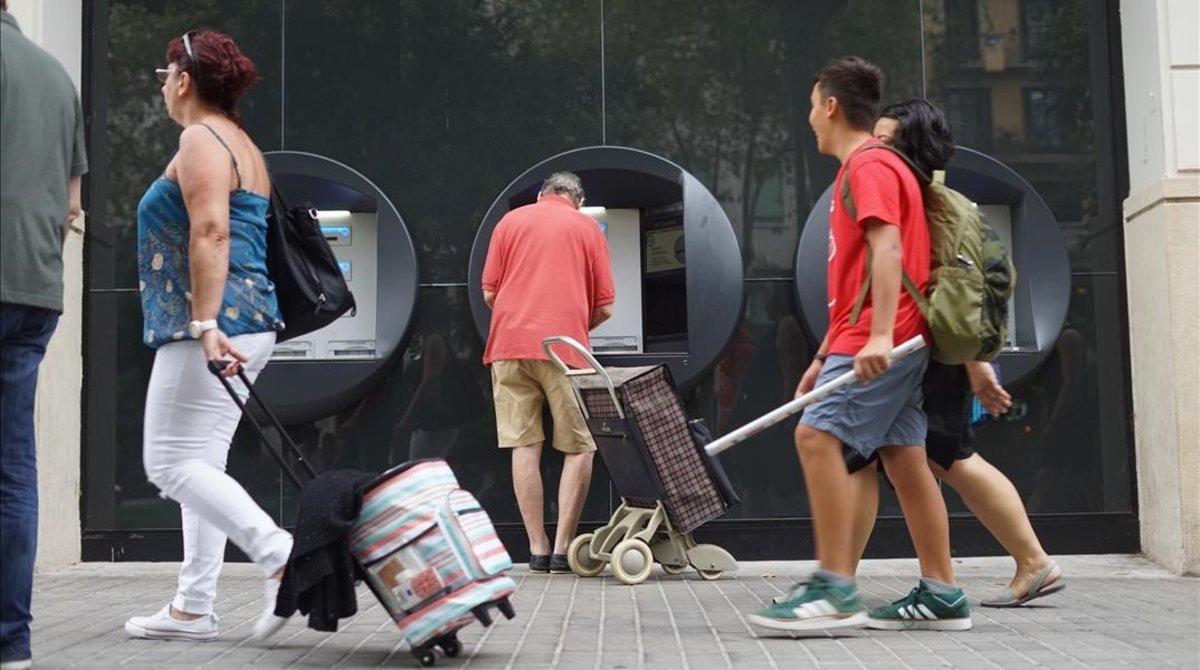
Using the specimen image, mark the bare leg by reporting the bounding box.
[796,425,856,576]
[879,445,954,583]
[512,443,551,555]
[552,451,595,555]
[848,465,880,576]
[932,455,1059,593]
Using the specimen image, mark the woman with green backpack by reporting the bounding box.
[865,98,1063,606]
[779,98,1065,608]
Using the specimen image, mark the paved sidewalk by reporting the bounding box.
[26,555,1198,669]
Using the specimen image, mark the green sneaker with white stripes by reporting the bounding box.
[866,582,973,631]
[748,573,868,632]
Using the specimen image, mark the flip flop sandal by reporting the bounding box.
[980,559,1066,608]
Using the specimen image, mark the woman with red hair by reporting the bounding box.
[123,29,292,643]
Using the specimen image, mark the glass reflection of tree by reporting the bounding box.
[606,1,920,275]
[282,1,601,279]
[104,1,279,281]
[924,0,1106,269]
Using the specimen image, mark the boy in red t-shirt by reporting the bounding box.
[748,57,971,633]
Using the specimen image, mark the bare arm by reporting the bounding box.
[864,220,902,341]
[795,331,831,396]
[853,219,903,381]
[483,289,496,309]
[63,175,83,243]
[176,125,247,375]
[589,303,614,330]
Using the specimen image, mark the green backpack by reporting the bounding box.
[841,144,1016,364]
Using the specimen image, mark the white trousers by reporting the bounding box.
[143,332,293,615]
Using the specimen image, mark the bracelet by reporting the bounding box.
[814,354,827,364]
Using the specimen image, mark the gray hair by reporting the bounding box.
[539,171,584,204]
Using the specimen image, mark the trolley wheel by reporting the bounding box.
[610,538,654,585]
[660,563,687,576]
[413,649,437,667]
[567,533,606,578]
[439,635,462,658]
[696,569,723,581]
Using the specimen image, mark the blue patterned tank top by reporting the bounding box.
[136,125,284,348]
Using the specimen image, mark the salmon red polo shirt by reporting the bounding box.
[481,193,616,370]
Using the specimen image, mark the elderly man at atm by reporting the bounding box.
[481,171,616,574]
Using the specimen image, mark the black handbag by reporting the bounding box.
[266,177,355,343]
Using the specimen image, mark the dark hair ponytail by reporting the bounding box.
[880,98,956,177]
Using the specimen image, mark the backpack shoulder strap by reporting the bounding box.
[855,143,932,186]
[839,142,932,222]
[196,122,243,190]
[848,246,928,326]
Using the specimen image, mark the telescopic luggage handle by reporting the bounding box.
[541,336,624,420]
[207,359,318,488]
[704,336,927,457]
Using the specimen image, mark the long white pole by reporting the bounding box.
[704,336,928,457]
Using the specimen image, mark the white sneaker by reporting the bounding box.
[124,605,219,641]
[0,658,34,670]
[252,578,290,642]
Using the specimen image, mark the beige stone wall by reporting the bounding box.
[1123,180,1200,575]
[1120,0,1200,576]
[8,0,85,571]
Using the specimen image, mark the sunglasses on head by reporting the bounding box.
[154,30,201,85]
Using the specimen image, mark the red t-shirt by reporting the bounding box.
[825,141,931,356]
[482,194,616,369]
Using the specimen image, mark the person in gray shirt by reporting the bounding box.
[0,2,88,668]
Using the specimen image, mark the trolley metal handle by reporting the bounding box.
[705,336,927,456]
[541,335,625,420]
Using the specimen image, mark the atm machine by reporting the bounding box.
[469,146,743,389]
[585,207,643,354]
[270,209,380,361]
[255,152,420,424]
[794,147,1070,384]
[583,202,690,356]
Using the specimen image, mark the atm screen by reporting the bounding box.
[643,219,685,273]
[641,211,687,350]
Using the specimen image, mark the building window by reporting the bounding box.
[944,0,982,66]
[1023,87,1067,151]
[945,88,993,152]
[1022,0,1055,59]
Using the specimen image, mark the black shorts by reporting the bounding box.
[842,360,974,474]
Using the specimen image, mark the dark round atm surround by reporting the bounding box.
[256,151,419,424]
[793,147,1069,385]
[468,146,744,389]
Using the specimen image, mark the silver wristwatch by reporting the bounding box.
[187,319,219,339]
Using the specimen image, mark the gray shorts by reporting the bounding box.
[799,348,930,460]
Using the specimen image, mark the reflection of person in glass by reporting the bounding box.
[392,332,476,462]
[751,57,966,634]
[481,172,615,575]
[841,98,1064,607]
[123,30,293,643]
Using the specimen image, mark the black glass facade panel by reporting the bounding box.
[83,0,1135,555]
[604,0,923,279]
[275,285,614,527]
[84,291,286,530]
[923,0,1125,274]
[964,275,1133,514]
[282,1,603,282]
[91,0,282,290]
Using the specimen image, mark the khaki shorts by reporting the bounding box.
[491,359,597,453]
